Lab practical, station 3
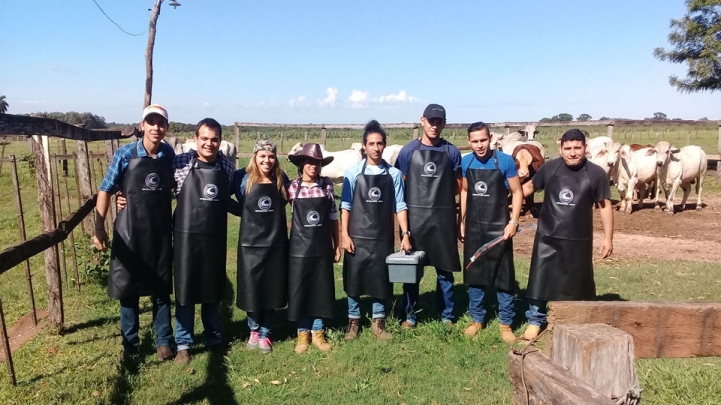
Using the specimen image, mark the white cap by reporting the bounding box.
[141,104,168,122]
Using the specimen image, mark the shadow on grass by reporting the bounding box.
[167,278,240,405]
[61,316,116,335]
[109,328,155,405]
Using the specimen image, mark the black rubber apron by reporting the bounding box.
[287,185,334,321]
[343,161,395,300]
[463,151,516,290]
[173,157,229,305]
[108,144,173,299]
[236,182,289,311]
[405,142,461,272]
[527,162,596,301]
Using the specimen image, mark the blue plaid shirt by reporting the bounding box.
[173,150,236,194]
[99,139,176,193]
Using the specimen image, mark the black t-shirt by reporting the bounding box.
[531,158,610,202]
[195,159,217,169]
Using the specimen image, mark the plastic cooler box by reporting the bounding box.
[386,250,426,283]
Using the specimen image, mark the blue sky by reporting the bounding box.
[1,1,717,125]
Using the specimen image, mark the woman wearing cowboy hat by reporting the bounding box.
[287,143,341,354]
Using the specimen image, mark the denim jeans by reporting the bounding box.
[297,317,324,332]
[119,294,172,350]
[347,296,387,319]
[174,302,222,351]
[403,270,455,325]
[468,286,515,325]
[525,298,548,326]
[247,310,273,338]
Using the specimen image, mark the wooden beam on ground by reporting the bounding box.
[547,301,721,358]
[0,114,138,140]
[507,350,615,405]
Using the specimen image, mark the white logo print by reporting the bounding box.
[559,189,574,204]
[368,187,381,201]
[203,184,218,199]
[474,181,488,196]
[258,196,272,210]
[306,210,320,226]
[423,162,437,175]
[145,173,160,189]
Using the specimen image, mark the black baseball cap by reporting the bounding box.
[423,104,446,120]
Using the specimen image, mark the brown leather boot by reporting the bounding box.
[311,330,331,352]
[294,331,311,354]
[344,319,360,340]
[174,349,191,365]
[499,324,516,343]
[523,325,541,341]
[156,346,174,362]
[371,318,392,340]
[463,322,484,337]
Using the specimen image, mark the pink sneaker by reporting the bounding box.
[259,337,272,354]
[247,331,260,350]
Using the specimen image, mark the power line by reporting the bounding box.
[91,0,147,37]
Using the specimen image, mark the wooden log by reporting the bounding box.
[0,114,136,141]
[75,140,94,236]
[552,324,638,401]
[31,138,64,327]
[547,301,721,358]
[507,350,614,405]
[10,155,38,325]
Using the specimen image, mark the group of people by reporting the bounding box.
[93,103,614,364]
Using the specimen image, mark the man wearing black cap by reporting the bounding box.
[395,103,463,328]
[521,128,614,340]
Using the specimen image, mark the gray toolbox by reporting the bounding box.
[386,250,426,284]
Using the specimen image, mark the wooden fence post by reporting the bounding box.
[75,140,94,236]
[412,126,419,139]
[0,140,7,175]
[280,132,284,153]
[606,124,614,139]
[10,155,38,325]
[505,125,510,135]
[0,299,17,386]
[304,131,308,143]
[60,139,68,177]
[52,156,69,286]
[717,124,721,183]
[320,127,327,148]
[234,123,240,148]
[32,138,64,327]
[61,157,81,292]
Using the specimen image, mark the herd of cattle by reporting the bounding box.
[164,124,708,215]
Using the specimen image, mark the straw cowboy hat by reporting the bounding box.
[288,143,334,167]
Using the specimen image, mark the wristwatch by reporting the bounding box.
[508,220,520,229]
[401,230,411,237]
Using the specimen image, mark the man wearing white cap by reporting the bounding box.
[94,104,176,363]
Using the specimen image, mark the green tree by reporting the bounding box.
[551,113,574,122]
[577,113,592,121]
[0,94,8,114]
[653,0,721,92]
[653,112,668,120]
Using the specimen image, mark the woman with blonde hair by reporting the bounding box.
[233,139,289,354]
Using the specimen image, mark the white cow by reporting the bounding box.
[180,139,238,167]
[586,137,623,180]
[347,142,403,167]
[350,142,363,152]
[613,144,658,214]
[287,142,362,183]
[653,141,707,214]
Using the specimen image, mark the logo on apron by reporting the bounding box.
[473,181,489,197]
[201,184,219,201]
[366,186,383,203]
[256,196,274,212]
[143,173,160,191]
[305,210,321,227]
[557,189,575,206]
[422,162,438,178]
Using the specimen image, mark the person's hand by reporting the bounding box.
[400,235,412,252]
[502,223,518,240]
[334,245,342,262]
[92,228,109,251]
[342,234,355,254]
[116,191,127,211]
[600,238,613,258]
[458,222,465,243]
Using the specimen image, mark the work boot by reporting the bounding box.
[463,322,484,337]
[120,347,138,364]
[174,349,190,365]
[344,319,360,340]
[523,325,541,341]
[247,331,260,350]
[499,324,516,343]
[371,318,392,340]
[156,346,174,362]
[294,331,311,354]
[401,321,415,330]
[311,330,332,352]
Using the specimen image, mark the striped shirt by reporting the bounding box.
[288,177,339,221]
[99,139,176,193]
[173,150,235,194]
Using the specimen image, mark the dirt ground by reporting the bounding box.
[512,192,721,263]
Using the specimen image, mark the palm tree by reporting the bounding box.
[0,95,8,114]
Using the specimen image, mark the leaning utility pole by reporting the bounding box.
[144,0,164,109]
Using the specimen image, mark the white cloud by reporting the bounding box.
[348,89,369,103]
[375,90,418,103]
[288,96,306,107]
[317,87,338,107]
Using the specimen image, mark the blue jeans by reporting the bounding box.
[119,294,172,350]
[468,286,515,325]
[347,296,387,319]
[174,303,222,351]
[403,270,455,325]
[298,317,324,332]
[525,298,548,326]
[247,310,273,338]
